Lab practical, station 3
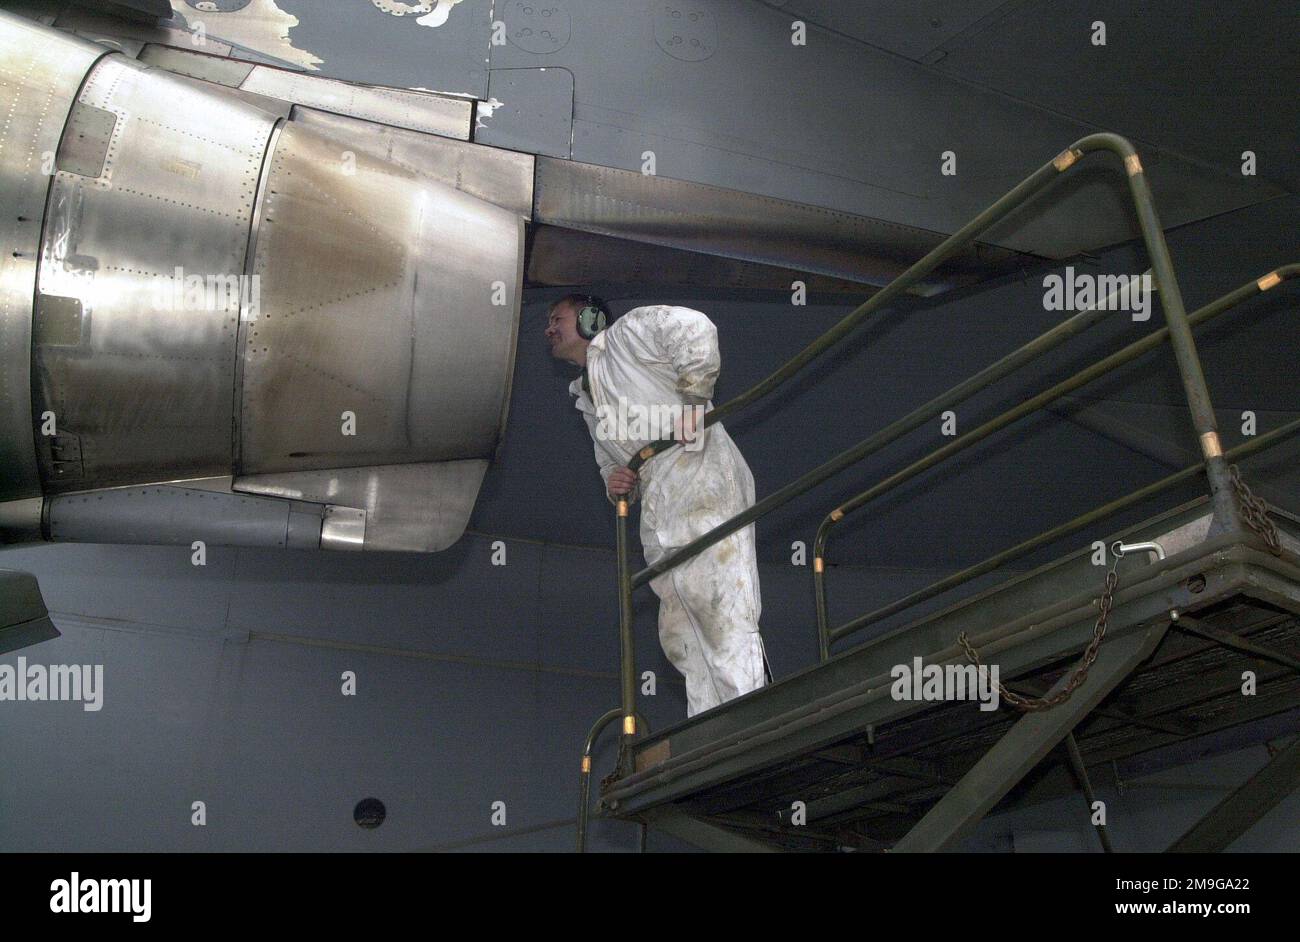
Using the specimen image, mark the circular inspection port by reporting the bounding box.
[354,797,387,829]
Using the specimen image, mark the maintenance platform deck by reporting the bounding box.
[598,497,1300,851]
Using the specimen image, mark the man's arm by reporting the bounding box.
[648,305,721,403]
[592,436,640,506]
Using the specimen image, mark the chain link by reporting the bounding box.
[1230,464,1283,555]
[958,562,1119,713]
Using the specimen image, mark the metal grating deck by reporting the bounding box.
[599,496,1300,851]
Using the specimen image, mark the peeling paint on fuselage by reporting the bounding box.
[474,96,503,130]
[371,0,435,12]
[171,0,324,70]
[370,0,467,28]
[409,87,480,99]
[417,2,465,28]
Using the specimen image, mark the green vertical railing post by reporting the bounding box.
[615,499,637,763]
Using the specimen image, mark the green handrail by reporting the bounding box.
[815,265,1298,656]
[583,132,1258,826]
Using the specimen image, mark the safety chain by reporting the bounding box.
[604,745,634,791]
[958,560,1120,713]
[1230,464,1283,555]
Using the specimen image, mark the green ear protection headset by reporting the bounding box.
[575,295,609,340]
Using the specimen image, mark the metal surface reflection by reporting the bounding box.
[0,10,526,552]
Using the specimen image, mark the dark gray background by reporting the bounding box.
[0,0,1295,851]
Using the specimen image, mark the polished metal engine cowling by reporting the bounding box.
[0,16,107,507]
[35,51,280,491]
[236,118,523,476]
[2,10,526,552]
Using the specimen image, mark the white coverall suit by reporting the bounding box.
[569,304,767,716]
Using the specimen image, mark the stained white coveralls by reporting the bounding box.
[569,304,767,716]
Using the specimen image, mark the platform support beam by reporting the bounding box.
[893,623,1169,853]
[1175,615,1300,674]
[1167,736,1300,853]
[640,806,783,853]
[1063,732,1114,853]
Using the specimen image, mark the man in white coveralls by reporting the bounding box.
[546,294,769,716]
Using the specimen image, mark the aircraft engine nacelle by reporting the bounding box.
[0,11,524,552]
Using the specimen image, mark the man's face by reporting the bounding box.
[545,301,586,364]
